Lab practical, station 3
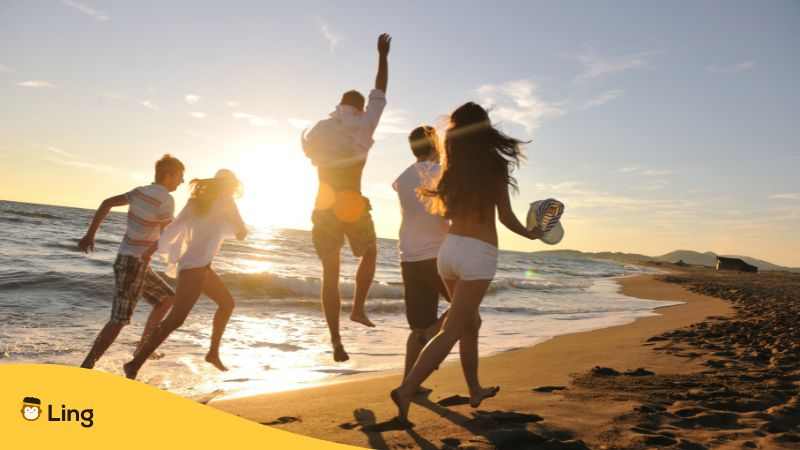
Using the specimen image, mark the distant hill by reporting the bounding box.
[658,250,799,272]
[531,249,800,273]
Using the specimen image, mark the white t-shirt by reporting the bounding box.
[392,162,449,262]
[302,89,387,168]
[157,197,240,277]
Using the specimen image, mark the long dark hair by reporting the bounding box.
[189,169,242,216]
[423,102,527,220]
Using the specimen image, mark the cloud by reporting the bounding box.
[375,109,412,136]
[629,179,671,191]
[232,112,278,127]
[575,89,625,110]
[707,61,755,74]
[767,193,800,201]
[316,19,342,51]
[47,158,115,174]
[140,100,158,110]
[3,143,116,174]
[475,79,566,134]
[17,80,54,88]
[620,164,675,176]
[225,101,240,107]
[186,111,207,119]
[567,49,664,83]
[40,145,74,158]
[535,181,696,217]
[287,118,312,129]
[0,64,19,74]
[185,94,202,105]
[61,0,109,21]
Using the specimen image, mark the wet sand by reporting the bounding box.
[210,268,800,449]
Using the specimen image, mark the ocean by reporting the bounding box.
[0,199,676,399]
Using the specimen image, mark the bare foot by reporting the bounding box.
[123,361,138,380]
[350,311,375,328]
[415,386,433,395]
[333,343,349,362]
[205,353,229,372]
[470,386,500,408]
[390,388,411,422]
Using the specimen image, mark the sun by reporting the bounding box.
[228,134,317,229]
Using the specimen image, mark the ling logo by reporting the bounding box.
[22,397,42,421]
[20,396,94,428]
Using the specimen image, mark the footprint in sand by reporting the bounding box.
[261,416,301,426]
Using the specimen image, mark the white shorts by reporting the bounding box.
[437,234,499,281]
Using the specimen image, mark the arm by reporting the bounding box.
[140,221,171,263]
[496,185,542,240]
[78,194,129,253]
[228,201,249,241]
[374,33,390,93]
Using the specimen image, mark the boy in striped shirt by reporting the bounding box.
[79,154,185,369]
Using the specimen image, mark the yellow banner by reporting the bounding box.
[1,364,363,449]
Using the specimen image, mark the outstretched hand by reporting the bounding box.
[377,33,391,56]
[78,234,95,253]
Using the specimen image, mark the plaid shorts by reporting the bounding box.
[311,196,376,259]
[111,254,174,325]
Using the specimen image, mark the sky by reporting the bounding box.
[1,1,799,267]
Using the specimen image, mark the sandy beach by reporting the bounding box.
[210,267,800,449]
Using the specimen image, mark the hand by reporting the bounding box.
[236,228,249,241]
[529,226,544,240]
[140,253,152,264]
[377,33,391,56]
[78,235,95,253]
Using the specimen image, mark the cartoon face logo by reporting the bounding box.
[21,397,41,421]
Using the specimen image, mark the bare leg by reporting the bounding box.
[460,311,498,406]
[351,243,376,327]
[321,251,348,362]
[124,267,208,379]
[202,269,235,371]
[134,296,174,359]
[403,323,441,394]
[391,279,491,421]
[403,277,453,387]
[81,321,124,369]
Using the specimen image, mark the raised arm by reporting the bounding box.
[78,194,129,252]
[496,185,542,240]
[375,33,391,93]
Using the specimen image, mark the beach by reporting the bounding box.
[210,267,800,449]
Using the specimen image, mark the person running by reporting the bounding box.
[79,154,184,369]
[123,169,248,380]
[390,102,544,425]
[301,33,391,362]
[393,126,451,391]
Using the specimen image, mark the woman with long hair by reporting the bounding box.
[124,169,248,379]
[391,102,543,424]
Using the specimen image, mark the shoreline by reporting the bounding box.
[209,273,732,448]
[203,273,671,402]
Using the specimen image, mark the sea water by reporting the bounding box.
[0,200,675,398]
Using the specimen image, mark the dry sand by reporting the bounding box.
[209,272,769,449]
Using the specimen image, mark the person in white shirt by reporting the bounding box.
[393,126,451,391]
[300,33,391,362]
[124,169,248,380]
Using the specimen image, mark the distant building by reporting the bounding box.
[716,256,758,273]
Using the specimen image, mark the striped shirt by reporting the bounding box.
[118,184,175,258]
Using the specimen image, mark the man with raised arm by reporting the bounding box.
[301,33,391,362]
